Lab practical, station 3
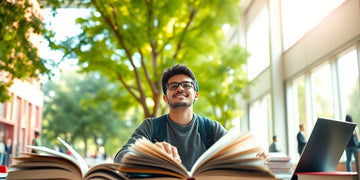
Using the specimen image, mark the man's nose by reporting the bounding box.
[176,84,185,91]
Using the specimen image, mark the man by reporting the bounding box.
[345,114,359,172]
[297,124,306,155]
[4,138,12,166]
[0,136,4,165]
[269,135,282,152]
[31,131,41,154]
[114,64,227,170]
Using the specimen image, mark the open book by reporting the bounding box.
[119,129,277,180]
[8,137,127,180]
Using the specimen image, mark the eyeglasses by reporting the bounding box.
[166,81,194,91]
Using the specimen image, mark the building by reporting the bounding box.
[235,0,360,161]
[0,0,44,165]
[0,79,43,164]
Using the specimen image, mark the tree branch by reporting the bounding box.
[92,0,151,116]
[172,7,197,59]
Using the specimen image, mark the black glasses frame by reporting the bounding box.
[166,81,194,91]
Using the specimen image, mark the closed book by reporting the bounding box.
[294,171,358,180]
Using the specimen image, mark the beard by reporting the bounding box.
[167,92,194,108]
[168,101,192,108]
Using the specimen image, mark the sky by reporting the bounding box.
[39,8,90,82]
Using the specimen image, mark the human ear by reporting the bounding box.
[194,92,199,101]
[163,94,168,103]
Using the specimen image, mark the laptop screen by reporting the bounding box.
[293,117,356,174]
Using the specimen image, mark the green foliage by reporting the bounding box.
[0,0,52,102]
[194,45,249,128]
[44,0,249,128]
[41,70,136,156]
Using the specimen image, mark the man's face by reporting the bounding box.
[300,125,305,131]
[163,74,199,108]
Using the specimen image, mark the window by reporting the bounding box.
[292,76,307,125]
[22,102,30,128]
[282,0,345,49]
[249,94,272,150]
[0,102,4,118]
[337,49,360,123]
[311,64,334,118]
[286,75,308,160]
[13,97,20,122]
[30,104,36,128]
[246,5,270,80]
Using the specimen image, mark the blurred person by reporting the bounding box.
[4,138,12,166]
[269,135,282,152]
[31,131,41,153]
[345,114,359,172]
[297,124,306,155]
[0,138,4,165]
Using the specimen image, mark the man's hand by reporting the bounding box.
[256,151,269,163]
[154,141,182,164]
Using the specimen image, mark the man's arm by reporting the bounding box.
[114,118,183,164]
[114,119,153,163]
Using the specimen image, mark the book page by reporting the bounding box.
[190,129,273,178]
[27,137,89,176]
[12,153,81,176]
[84,163,127,180]
[190,128,244,173]
[57,137,89,176]
[120,137,189,178]
[26,145,78,165]
[7,168,80,179]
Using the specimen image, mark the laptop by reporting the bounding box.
[291,117,356,179]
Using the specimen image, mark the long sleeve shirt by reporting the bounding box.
[114,114,227,170]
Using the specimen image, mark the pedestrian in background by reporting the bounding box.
[297,124,306,155]
[345,114,359,172]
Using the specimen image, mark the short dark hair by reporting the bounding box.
[161,64,199,94]
[273,135,277,141]
[346,114,353,122]
[35,131,40,136]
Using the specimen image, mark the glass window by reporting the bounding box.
[249,94,272,150]
[311,64,334,118]
[35,106,40,128]
[21,102,30,128]
[282,0,345,49]
[13,97,20,122]
[294,76,307,125]
[0,102,4,118]
[31,104,36,128]
[246,5,270,80]
[337,49,360,123]
[286,75,307,160]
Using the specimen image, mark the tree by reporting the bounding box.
[0,0,51,102]
[194,45,249,127]
[41,70,134,156]
[44,0,249,126]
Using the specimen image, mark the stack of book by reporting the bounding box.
[266,153,292,175]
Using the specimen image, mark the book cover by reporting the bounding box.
[294,171,358,180]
